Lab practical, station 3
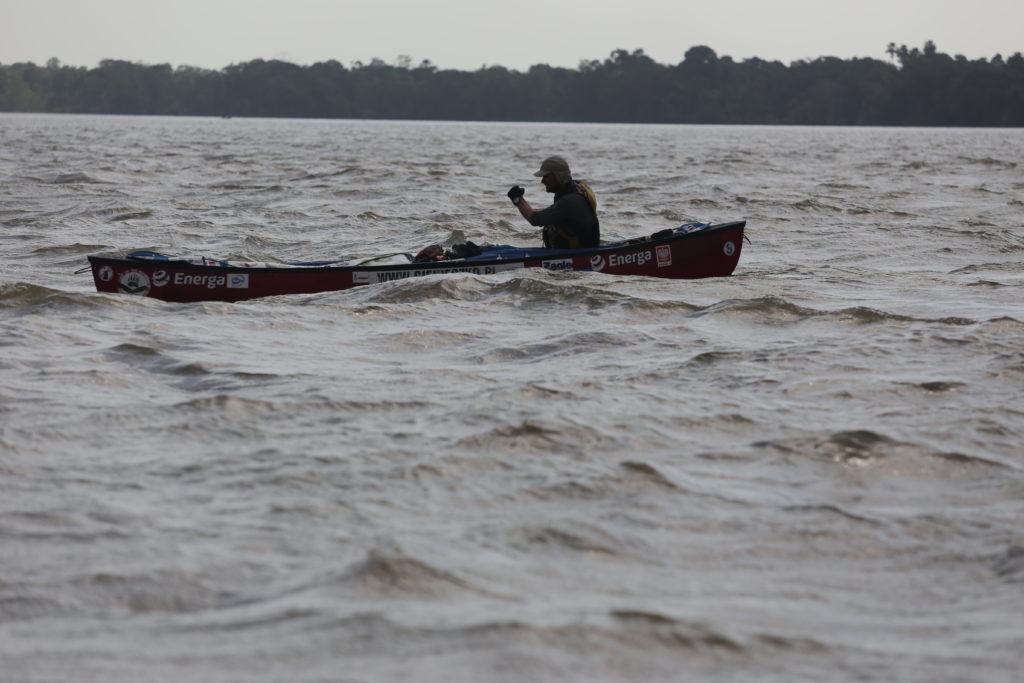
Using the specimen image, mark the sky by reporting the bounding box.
[3,0,1022,72]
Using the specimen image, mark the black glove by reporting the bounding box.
[507,185,525,204]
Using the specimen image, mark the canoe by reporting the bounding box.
[86,220,746,303]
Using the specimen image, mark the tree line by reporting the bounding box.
[1,42,1022,126]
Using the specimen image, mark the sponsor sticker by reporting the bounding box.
[98,265,114,282]
[152,270,169,287]
[542,259,574,271]
[227,273,249,289]
[352,260,528,284]
[352,263,524,285]
[118,270,151,296]
[656,245,672,267]
[723,241,735,256]
[174,273,227,289]
[607,249,653,268]
[590,255,605,272]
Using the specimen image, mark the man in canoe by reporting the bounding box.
[507,155,600,249]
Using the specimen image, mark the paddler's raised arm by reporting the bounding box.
[507,185,534,220]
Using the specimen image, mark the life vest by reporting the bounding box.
[574,179,597,216]
[543,180,599,249]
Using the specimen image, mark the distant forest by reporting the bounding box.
[1,42,1022,126]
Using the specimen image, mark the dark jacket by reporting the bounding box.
[528,181,600,248]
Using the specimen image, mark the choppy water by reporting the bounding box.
[1,113,1023,682]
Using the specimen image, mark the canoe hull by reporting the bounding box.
[88,221,745,303]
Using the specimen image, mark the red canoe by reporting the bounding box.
[87,221,746,303]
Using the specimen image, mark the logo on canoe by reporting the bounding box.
[542,259,573,271]
[227,274,249,289]
[98,266,114,282]
[656,245,672,267]
[723,241,735,256]
[152,270,169,287]
[118,269,150,296]
[608,250,652,268]
[590,255,605,272]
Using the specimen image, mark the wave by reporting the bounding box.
[900,160,937,171]
[683,350,746,367]
[687,198,721,208]
[619,297,702,315]
[904,380,966,393]
[510,460,686,504]
[617,460,682,490]
[0,282,136,311]
[207,182,285,192]
[31,242,109,256]
[172,607,794,673]
[289,166,366,182]
[789,198,841,212]
[992,545,1024,583]
[431,611,770,661]
[0,594,70,621]
[781,503,881,525]
[688,296,815,322]
[93,207,153,222]
[957,156,1018,169]
[50,172,107,184]
[104,342,209,378]
[951,262,1024,276]
[171,393,431,415]
[347,271,705,314]
[818,182,871,191]
[64,570,226,614]
[976,316,1024,332]
[688,296,980,326]
[512,523,627,555]
[754,428,1010,470]
[453,419,600,455]
[474,330,645,365]
[607,610,746,652]
[368,329,480,352]
[0,281,57,306]
[338,545,497,597]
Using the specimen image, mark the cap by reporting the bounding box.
[533,155,571,178]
